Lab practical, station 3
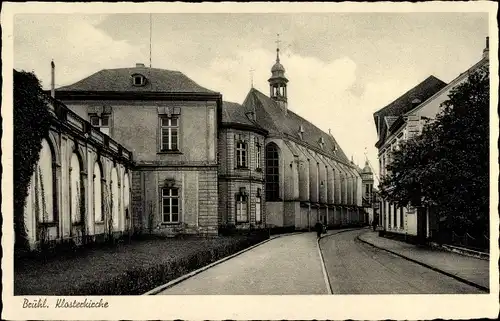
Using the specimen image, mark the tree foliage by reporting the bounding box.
[380,65,489,235]
[14,70,52,252]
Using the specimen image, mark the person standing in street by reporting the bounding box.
[315,220,323,239]
[372,217,377,231]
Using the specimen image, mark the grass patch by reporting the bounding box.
[14,232,268,295]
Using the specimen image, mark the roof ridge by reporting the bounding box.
[374,74,446,115]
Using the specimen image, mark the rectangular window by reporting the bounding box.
[400,207,404,229]
[160,117,179,151]
[388,203,391,228]
[256,143,261,169]
[236,141,247,168]
[236,194,248,223]
[162,187,179,223]
[255,196,261,223]
[89,113,110,136]
[393,204,398,228]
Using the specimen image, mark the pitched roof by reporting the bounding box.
[56,67,216,94]
[373,75,447,148]
[242,88,351,164]
[384,116,399,130]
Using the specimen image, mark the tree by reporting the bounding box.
[14,70,52,252]
[380,65,489,235]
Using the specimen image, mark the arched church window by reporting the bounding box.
[35,138,56,223]
[93,162,103,222]
[70,152,83,224]
[265,143,280,201]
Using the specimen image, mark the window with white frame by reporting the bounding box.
[255,189,262,223]
[162,187,179,223]
[160,116,179,151]
[236,141,247,168]
[236,189,248,223]
[255,142,261,169]
[89,114,110,136]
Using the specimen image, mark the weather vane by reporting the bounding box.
[275,33,281,51]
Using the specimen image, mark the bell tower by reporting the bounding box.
[268,34,289,113]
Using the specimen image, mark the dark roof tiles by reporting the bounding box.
[373,75,447,147]
[222,101,255,126]
[243,88,351,164]
[56,67,216,94]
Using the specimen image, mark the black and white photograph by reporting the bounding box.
[2,2,498,320]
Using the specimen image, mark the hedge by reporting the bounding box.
[15,233,269,296]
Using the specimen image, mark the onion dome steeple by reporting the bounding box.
[268,34,289,113]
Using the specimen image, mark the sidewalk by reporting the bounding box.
[358,231,490,291]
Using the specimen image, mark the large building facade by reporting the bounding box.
[23,45,365,244]
[374,38,489,241]
[55,64,222,236]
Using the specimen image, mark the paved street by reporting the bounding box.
[158,232,328,295]
[156,228,484,295]
[320,229,483,294]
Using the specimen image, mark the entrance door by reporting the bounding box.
[417,207,427,244]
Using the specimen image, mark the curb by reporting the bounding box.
[356,233,489,293]
[143,231,305,295]
[317,227,367,295]
[441,244,490,261]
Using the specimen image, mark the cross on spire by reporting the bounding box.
[249,68,255,88]
[275,33,281,62]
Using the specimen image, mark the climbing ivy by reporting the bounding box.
[14,70,51,253]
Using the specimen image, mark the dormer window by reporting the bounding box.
[132,74,146,87]
[299,125,304,139]
[319,137,325,149]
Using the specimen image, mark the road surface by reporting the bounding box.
[157,232,327,295]
[156,229,482,295]
[319,229,483,294]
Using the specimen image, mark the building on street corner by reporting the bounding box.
[373,37,490,242]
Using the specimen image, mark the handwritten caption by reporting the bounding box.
[23,298,109,309]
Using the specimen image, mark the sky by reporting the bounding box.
[13,12,489,185]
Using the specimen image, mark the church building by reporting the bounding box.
[27,43,365,242]
[223,47,364,230]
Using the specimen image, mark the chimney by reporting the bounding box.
[51,60,55,98]
[482,36,489,59]
[136,63,145,67]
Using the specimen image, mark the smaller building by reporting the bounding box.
[359,161,375,224]
[23,95,134,250]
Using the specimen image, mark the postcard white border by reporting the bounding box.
[2,2,499,320]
